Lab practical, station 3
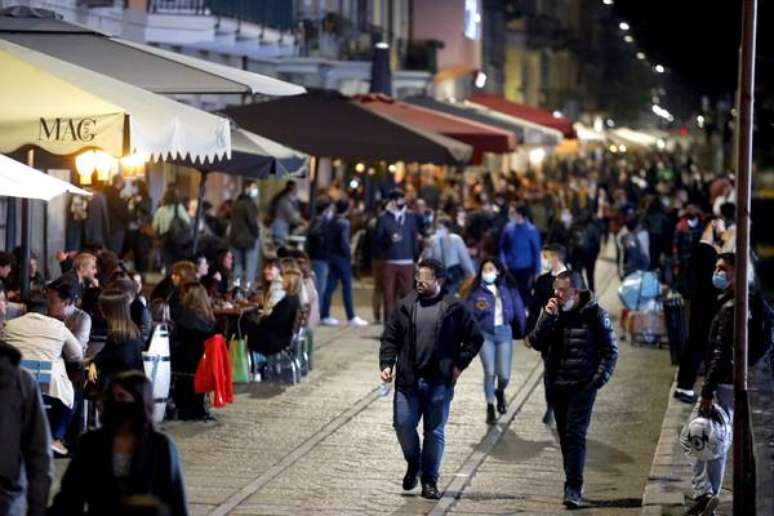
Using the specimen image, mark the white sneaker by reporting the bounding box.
[51,440,68,456]
[348,316,369,328]
[320,317,340,327]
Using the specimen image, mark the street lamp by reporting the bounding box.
[636,52,646,60]
[624,35,634,43]
[602,0,613,5]
[654,64,665,74]
[619,21,630,31]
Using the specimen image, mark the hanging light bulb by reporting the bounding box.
[75,150,97,186]
[95,151,115,182]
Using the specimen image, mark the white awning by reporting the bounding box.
[0,154,90,201]
[0,16,305,96]
[0,39,231,163]
[464,100,564,146]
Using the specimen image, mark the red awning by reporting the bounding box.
[469,94,576,139]
[353,94,516,163]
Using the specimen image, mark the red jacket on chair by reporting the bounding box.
[194,334,233,407]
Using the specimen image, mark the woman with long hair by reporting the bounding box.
[50,371,188,515]
[171,282,216,420]
[260,257,285,316]
[90,288,144,388]
[241,269,302,369]
[465,257,526,424]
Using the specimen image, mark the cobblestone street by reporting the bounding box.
[155,256,675,515]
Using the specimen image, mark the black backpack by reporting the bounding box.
[166,205,193,249]
[305,216,328,256]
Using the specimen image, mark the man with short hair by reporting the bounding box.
[527,243,568,426]
[376,189,420,319]
[46,277,91,354]
[379,258,483,499]
[500,204,542,307]
[230,182,262,288]
[528,271,618,508]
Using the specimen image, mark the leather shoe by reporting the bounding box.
[421,482,441,500]
[402,464,419,491]
[495,388,507,414]
[486,404,497,425]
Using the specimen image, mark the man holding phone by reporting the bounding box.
[528,271,618,509]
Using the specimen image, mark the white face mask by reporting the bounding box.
[561,297,576,312]
[248,187,259,199]
[482,271,498,284]
[435,227,448,238]
[541,257,552,274]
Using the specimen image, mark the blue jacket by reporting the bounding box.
[466,282,526,337]
[376,211,419,262]
[499,221,542,275]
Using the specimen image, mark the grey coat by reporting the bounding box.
[0,342,53,516]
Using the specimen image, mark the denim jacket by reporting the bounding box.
[466,282,526,337]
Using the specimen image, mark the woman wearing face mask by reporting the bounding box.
[50,371,189,516]
[465,258,526,424]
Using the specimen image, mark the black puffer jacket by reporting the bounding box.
[528,290,618,389]
[379,292,484,389]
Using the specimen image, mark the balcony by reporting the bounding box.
[147,0,208,14]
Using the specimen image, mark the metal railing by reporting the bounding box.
[147,0,208,14]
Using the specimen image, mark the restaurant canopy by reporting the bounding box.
[173,128,308,178]
[0,39,230,163]
[222,90,473,165]
[469,94,576,139]
[353,94,515,163]
[0,10,305,96]
[405,96,563,147]
[0,153,90,201]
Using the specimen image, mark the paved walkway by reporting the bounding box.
[51,252,675,514]
[151,255,675,515]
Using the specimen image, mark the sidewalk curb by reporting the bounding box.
[640,374,693,515]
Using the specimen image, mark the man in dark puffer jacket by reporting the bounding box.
[528,271,618,509]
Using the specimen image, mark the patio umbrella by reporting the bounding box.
[0,10,306,96]
[170,128,308,253]
[0,153,90,201]
[222,90,472,165]
[354,93,516,163]
[405,96,563,146]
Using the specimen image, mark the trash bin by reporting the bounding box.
[663,295,687,365]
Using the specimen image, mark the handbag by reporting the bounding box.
[229,334,250,384]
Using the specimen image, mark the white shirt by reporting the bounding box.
[486,284,504,327]
[2,313,83,408]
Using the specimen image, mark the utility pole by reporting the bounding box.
[733,0,757,514]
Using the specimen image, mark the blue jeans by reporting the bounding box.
[547,385,597,491]
[393,378,454,484]
[321,255,355,321]
[692,384,734,497]
[479,325,514,403]
[311,259,329,313]
[232,242,261,288]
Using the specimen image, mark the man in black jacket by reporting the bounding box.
[379,258,483,500]
[229,182,261,288]
[528,271,618,509]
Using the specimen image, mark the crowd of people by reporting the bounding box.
[0,145,771,512]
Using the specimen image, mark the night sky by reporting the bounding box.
[613,1,773,99]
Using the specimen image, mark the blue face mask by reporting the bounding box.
[712,271,729,291]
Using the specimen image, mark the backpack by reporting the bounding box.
[750,293,774,367]
[166,205,193,249]
[305,216,328,255]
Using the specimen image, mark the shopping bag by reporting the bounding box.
[230,335,250,384]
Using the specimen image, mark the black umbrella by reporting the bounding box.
[221,90,472,165]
